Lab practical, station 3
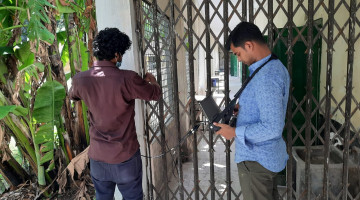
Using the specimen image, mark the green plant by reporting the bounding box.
[0,0,97,197]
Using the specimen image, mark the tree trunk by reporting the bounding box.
[46,5,76,160]
[0,151,30,187]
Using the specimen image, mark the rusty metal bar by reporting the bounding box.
[305,0,314,199]
[169,0,184,199]
[146,111,154,200]
[223,0,230,109]
[242,0,247,21]
[323,0,334,199]
[249,0,254,23]
[223,1,232,199]
[268,0,274,50]
[241,0,247,83]
[205,0,212,97]
[285,1,294,199]
[135,0,153,198]
[204,0,215,199]
[342,0,356,199]
[187,0,199,199]
[152,0,169,199]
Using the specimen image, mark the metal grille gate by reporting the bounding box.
[134,0,360,199]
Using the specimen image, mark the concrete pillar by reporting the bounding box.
[95,0,146,199]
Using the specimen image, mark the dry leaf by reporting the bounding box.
[29,41,37,53]
[2,151,11,162]
[58,0,70,6]
[69,146,89,178]
[57,167,67,193]
[57,147,89,191]
[0,126,11,163]
[75,181,89,200]
[1,146,12,163]
[10,114,32,140]
[12,72,23,106]
[0,126,4,148]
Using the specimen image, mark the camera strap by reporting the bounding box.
[232,53,278,101]
[211,53,278,127]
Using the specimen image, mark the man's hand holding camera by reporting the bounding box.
[213,122,236,140]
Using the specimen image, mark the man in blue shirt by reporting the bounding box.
[214,22,290,200]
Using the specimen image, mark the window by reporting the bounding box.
[142,1,174,131]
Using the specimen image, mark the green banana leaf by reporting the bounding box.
[32,81,66,123]
[80,41,89,71]
[32,80,65,171]
[0,105,28,120]
[0,58,8,84]
[14,42,32,63]
[56,0,76,13]
[27,0,55,47]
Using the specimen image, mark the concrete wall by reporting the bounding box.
[95,0,145,197]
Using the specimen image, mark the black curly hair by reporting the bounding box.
[92,28,132,60]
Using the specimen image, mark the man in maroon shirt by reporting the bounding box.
[69,28,161,200]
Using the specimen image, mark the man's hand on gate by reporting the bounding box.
[144,72,156,82]
[213,122,236,140]
[144,72,160,87]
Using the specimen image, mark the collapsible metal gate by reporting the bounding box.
[134,0,360,199]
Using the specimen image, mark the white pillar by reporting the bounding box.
[95,1,146,199]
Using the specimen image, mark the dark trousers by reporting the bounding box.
[90,150,143,200]
[237,161,280,200]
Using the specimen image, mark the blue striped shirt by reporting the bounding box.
[235,54,290,172]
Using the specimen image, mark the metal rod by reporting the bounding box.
[135,1,153,198]
[342,0,356,199]
[205,0,212,97]
[323,0,334,199]
[169,0,184,199]
[241,0,247,84]
[268,0,274,50]
[305,0,314,199]
[187,0,199,199]
[286,1,294,199]
[242,0,247,22]
[152,0,169,199]
[146,106,154,200]
[223,1,232,199]
[249,0,254,23]
[205,0,215,199]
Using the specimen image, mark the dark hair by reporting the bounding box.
[92,28,132,60]
[225,22,266,50]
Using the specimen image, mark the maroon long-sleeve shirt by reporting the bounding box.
[69,61,161,164]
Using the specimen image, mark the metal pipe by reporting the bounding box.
[323,0,334,199]
[249,0,254,23]
[135,1,154,198]
[305,0,314,199]
[342,0,356,199]
[169,0,184,199]
[285,1,294,199]
[187,0,199,199]
[223,1,232,199]
[241,0,247,83]
[205,0,215,199]
[268,0,274,50]
[152,0,169,199]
